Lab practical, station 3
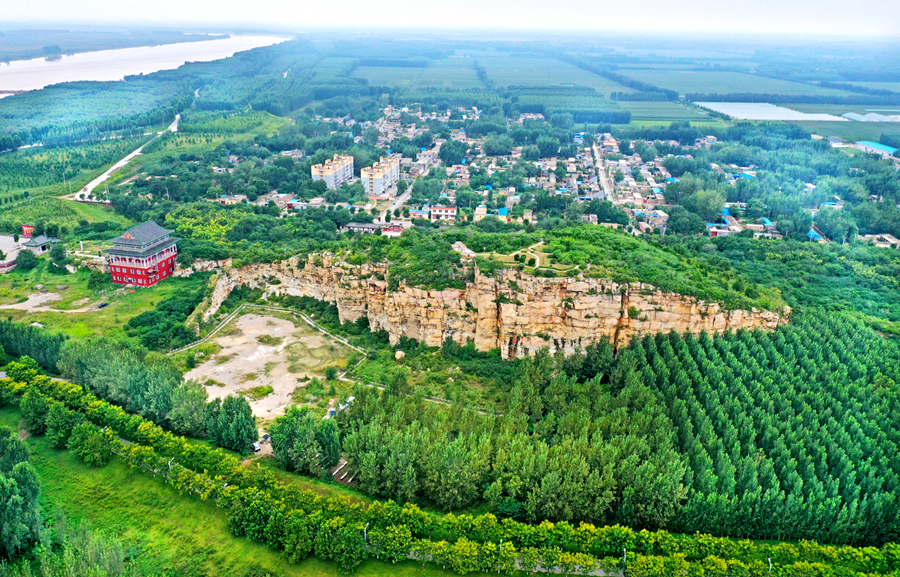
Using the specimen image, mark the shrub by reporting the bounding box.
[67,422,116,467]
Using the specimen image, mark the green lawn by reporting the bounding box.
[616,69,856,97]
[0,265,196,339]
[0,407,487,577]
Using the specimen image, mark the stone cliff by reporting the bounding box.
[202,255,789,358]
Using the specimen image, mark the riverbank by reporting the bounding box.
[0,34,290,92]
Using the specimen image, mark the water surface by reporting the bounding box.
[0,35,290,92]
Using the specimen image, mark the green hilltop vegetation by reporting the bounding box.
[340,225,786,312]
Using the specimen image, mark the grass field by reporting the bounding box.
[461,53,636,96]
[616,69,856,97]
[0,265,194,339]
[617,101,726,125]
[0,407,482,577]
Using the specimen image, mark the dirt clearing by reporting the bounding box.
[185,313,353,418]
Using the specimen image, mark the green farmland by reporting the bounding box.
[351,59,485,89]
[462,53,637,96]
[352,66,425,88]
[309,57,357,82]
[412,58,486,89]
[617,101,726,125]
[789,120,900,142]
[616,69,858,97]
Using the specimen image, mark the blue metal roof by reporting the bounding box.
[498,208,508,216]
[857,141,898,155]
[808,230,823,240]
[761,218,774,227]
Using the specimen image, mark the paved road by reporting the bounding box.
[73,115,180,199]
[592,143,612,201]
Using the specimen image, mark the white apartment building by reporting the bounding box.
[311,154,354,189]
[361,156,401,199]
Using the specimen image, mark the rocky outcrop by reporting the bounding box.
[174,259,233,277]
[202,256,789,358]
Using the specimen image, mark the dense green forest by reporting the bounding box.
[3,349,900,577]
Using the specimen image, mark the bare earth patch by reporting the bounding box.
[185,313,352,418]
[0,292,62,311]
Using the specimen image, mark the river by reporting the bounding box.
[0,34,290,94]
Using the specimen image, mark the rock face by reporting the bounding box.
[203,256,789,358]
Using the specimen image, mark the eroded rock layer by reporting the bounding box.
[200,255,788,358]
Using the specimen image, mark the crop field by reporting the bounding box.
[616,69,856,96]
[464,54,636,95]
[0,407,478,577]
[788,120,900,142]
[617,101,723,124]
[410,58,485,89]
[353,59,491,90]
[352,66,424,87]
[309,57,356,82]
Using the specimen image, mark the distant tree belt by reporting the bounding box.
[394,88,502,109]
[556,55,679,101]
[684,92,900,104]
[610,91,670,101]
[355,58,428,67]
[817,81,900,96]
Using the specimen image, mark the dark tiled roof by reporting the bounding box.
[22,235,59,247]
[110,221,172,246]
[106,238,177,258]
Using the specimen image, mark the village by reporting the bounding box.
[197,103,900,248]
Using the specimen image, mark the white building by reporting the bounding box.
[361,156,401,199]
[311,154,354,189]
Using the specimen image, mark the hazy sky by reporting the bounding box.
[7,0,900,37]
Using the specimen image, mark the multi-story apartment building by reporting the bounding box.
[107,221,178,287]
[311,154,354,189]
[361,156,401,199]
